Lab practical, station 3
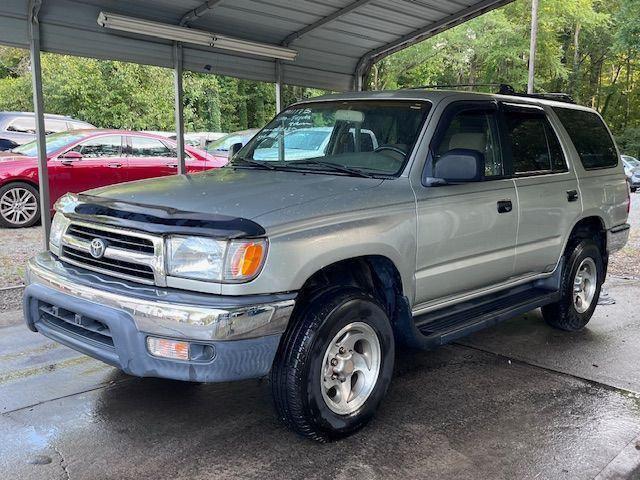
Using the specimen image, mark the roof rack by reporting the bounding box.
[408,83,576,104]
[496,84,575,104]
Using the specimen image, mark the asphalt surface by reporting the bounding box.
[1,275,639,480]
[1,194,639,479]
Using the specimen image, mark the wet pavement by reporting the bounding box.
[1,278,640,479]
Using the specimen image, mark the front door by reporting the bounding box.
[49,134,126,204]
[413,101,519,306]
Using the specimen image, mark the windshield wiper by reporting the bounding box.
[231,157,276,170]
[287,159,375,178]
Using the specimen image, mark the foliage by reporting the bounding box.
[0,0,638,148]
[370,0,640,152]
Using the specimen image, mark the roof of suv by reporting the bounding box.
[301,89,596,113]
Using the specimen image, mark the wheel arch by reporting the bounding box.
[291,255,410,340]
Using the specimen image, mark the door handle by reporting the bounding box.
[497,199,513,214]
[567,189,579,202]
[166,163,178,168]
[107,162,122,168]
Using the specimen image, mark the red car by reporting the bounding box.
[0,130,227,228]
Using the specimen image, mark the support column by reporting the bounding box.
[527,0,539,94]
[275,60,284,113]
[173,42,186,175]
[28,0,50,248]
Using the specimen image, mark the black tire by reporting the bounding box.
[270,287,395,442]
[541,238,603,331]
[0,182,41,228]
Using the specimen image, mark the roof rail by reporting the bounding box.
[496,84,575,104]
[408,83,576,104]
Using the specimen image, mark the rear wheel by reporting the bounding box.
[541,238,603,331]
[0,182,40,228]
[270,288,394,442]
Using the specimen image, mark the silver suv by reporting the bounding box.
[24,90,630,441]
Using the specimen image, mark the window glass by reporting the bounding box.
[553,108,618,169]
[241,101,429,176]
[45,119,68,133]
[130,137,173,157]
[434,109,503,178]
[6,117,36,134]
[12,132,86,156]
[72,136,121,158]
[547,123,567,172]
[504,110,552,174]
[207,134,244,152]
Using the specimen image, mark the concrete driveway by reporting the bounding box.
[1,274,640,480]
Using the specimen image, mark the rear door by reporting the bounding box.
[49,135,126,201]
[126,136,178,181]
[501,103,582,277]
[414,101,519,305]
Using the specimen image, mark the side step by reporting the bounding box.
[396,282,560,350]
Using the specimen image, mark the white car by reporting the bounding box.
[252,126,378,161]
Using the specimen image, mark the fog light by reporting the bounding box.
[146,337,190,361]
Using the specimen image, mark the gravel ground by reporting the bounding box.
[608,192,640,279]
[0,193,638,310]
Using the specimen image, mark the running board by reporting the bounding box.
[395,282,560,350]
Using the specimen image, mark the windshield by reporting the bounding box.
[12,131,86,157]
[622,155,640,167]
[238,100,431,176]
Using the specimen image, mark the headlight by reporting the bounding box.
[49,212,71,250]
[167,236,267,283]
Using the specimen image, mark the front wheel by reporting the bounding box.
[0,182,40,228]
[270,288,395,442]
[541,238,603,331]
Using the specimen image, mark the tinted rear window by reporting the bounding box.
[553,108,617,170]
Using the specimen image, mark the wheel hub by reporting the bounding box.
[573,257,597,314]
[320,321,381,415]
[0,187,37,226]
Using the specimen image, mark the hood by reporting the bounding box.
[88,166,384,220]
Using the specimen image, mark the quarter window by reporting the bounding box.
[433,109,504,178]
[553,108,618,170]
[71,136,122,158]
[130,137,174,157]
[504,109,567,174]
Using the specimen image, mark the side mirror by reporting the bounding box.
[229,142,243,160]
[432,149,484,184]
[59,150,82,165]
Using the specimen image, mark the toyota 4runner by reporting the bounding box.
[24,90,630,441]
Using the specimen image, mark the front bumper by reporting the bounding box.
[23,252,296,382]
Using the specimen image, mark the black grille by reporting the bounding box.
[62,245,155,281]
[66,224,154,253]
[39,302,114,349]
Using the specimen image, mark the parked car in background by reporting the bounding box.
[205,129,259,163]
[0,130,224,228]
[0,112,95,146]
[252,126,379,161]
[622,155,640,192]
[169,132,226,149]
[0,138,18,151]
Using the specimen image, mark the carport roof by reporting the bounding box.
[0,0,513,91]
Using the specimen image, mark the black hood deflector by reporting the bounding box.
[69,194,265,238]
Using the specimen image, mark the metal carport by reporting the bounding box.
[0,0,513,245]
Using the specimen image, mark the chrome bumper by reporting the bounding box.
[25,252,295,341]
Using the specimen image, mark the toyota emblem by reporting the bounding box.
[89,238,107,259]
